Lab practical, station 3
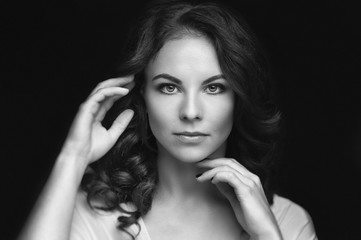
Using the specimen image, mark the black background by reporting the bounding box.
[2,0,361,239]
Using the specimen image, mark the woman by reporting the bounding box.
[18,1,317,240]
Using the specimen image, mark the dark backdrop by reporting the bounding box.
[2,0,361,239]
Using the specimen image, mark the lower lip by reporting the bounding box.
[174,135,207,143]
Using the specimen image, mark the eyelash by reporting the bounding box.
[157,83,226,95]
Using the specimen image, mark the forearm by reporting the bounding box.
[18,152,88,240]
[18,77,134,240]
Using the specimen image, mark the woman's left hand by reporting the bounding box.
[196,158,283,240]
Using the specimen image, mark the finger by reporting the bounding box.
[94,94,123,122]
[76,87,129,138]
[196,165,253,186]
[211,171,244,186]
[84,87,130,116]
[123,80,135,92]
[197,158,257,179]
[90,75,134,96]
[208,170,248,205]
[108,109,134,141]
[211,171,267,203]
[210,171,249,205]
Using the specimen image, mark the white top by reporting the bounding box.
[70,191,317,240]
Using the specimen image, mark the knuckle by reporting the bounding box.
[229,158,242,168]
[248,179,257,189]
[254,175,261,184]
[250,174,261,184]
[95,87,106,94]
[221,166,232,172]
[229,158,237,163]
[226,158,236,165]
[227,171,237,180]
[93,85,102,92]
[98,91,106,98]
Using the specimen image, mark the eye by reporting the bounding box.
[205,84,225,94]
[158,83,180,95]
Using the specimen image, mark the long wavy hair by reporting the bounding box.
[81,0,281,238]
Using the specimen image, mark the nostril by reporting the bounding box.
[181,115,201,120]
[180,113,202,121]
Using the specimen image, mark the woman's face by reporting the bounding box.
[143,36,235,163]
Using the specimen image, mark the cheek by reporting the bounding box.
[144,95,174,136]
[208,96,234,134]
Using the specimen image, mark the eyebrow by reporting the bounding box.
[151,73,226,85]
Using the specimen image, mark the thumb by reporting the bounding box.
[108,109,134,141]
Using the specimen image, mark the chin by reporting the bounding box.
[159,145,211,163]
[156,139,227,163]
[171,144,226,163]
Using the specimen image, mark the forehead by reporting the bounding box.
[145,36,222,79]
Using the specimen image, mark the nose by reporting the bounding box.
[179,93,203,121]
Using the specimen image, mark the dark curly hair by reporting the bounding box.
[81,0,281,238]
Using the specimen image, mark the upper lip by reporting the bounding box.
[174,131,209,136]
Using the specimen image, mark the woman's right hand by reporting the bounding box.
[17,77,135,240]
[61,76,135,166]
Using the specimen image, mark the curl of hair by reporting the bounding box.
[81,1,281,238]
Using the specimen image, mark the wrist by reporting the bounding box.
[56,150,89,178]
[59,141,90,166]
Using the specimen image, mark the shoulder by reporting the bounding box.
[70,190,139,240]
[271,194,318,240]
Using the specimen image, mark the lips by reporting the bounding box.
[174,131,209,136]
[173,132,209,144]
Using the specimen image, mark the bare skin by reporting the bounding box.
[18,76,135,240]
[142,36,282,240]
[18,37,282,240]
